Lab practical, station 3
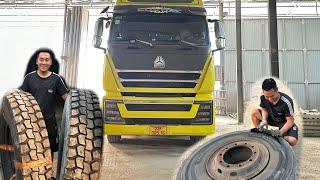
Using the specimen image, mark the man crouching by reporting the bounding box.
[251,78,298,147]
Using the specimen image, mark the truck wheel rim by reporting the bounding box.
[206,140,269,179]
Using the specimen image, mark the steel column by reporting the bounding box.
[61,6,89,87]
[219,0,225,90]
[268,0,279,77]
[236,0,244,124]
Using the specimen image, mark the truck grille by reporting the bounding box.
[128,0,193,3]
[121,92,196,97]
[117,69,201,88]
[125,104,192,111]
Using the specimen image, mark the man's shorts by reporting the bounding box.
[258,109,298,139]
[282,124,299,140]
[44,118,59,152]
[47,129,59,152]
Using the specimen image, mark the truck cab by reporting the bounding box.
[94,0,225,143]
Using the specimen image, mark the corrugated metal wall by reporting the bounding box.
[224,18,320,113]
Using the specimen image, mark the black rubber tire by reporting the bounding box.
[57,89,103,180]
[107,135,121,143]
[0,90,53,179]
[190,136,205,143]
[176,130,296,180]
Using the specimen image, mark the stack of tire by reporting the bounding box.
[0,89,103,180]
[300,108,320,137]
[175,130,296,180]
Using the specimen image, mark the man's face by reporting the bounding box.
[263,88,279,104]
[36,52,52,72]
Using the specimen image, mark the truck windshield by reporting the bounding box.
[109,13,209,46]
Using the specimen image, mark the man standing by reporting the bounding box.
[251,78,298,147]
[20,48,69,155]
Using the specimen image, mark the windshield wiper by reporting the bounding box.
[129,39,153,47]
[180,40,199,48]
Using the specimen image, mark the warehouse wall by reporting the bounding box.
[0,9,64,96]
[224,18,320,113]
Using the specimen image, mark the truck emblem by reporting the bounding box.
[154,56,165,69]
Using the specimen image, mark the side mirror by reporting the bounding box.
[93,17,111,53]
[93,18,104,51]
[214,21,225,51]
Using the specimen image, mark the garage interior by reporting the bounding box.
[1,0,320,114]
[0,0,319,179]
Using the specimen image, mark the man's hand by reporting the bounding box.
[61,92,68,101]
[270,129,281,137]
[258,120,268,130]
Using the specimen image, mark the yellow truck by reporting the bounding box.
[93,0,225,143]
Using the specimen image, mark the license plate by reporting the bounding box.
[149,126,167,136]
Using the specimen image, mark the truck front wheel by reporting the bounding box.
[107,135,121,143]
[190,136,205,143]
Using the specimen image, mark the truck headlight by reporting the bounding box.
[104,100,124,124]
[193,101,213,124]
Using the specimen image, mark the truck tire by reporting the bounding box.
[190,136,205,143]
[57,89,103,180]
[175,130,296,180]
[0,90,53,179]
[107,135,121,143]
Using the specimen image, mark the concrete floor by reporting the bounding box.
[100,115,320,180]
[0,115,317,179]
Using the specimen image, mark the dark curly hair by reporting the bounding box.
[24,48,60,76]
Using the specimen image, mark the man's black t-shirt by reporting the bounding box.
[20,71,68,126]
[260,92,294,127]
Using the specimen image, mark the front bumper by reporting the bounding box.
[104,124,215,136]
[103,98,215,136]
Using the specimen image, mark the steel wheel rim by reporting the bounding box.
[206,140,270,179]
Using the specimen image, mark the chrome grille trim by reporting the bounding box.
[116,69,202,74]
[116,69,202,88]
[119,78,199,83]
